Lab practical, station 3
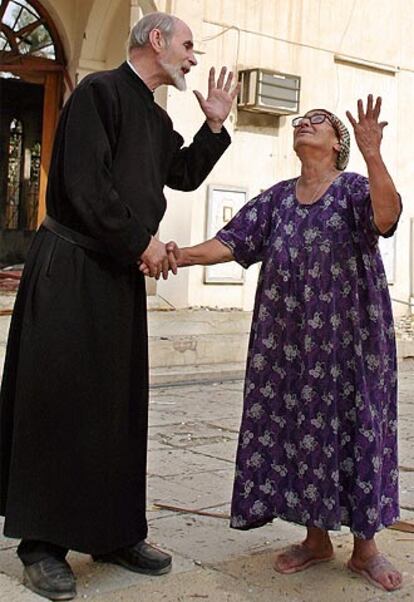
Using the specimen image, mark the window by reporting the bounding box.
[0,0,58,61]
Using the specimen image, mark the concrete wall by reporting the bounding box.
[77,0,159,80]
[77,0,129,79]
[40,0,95,85]
[155,0,414,314]
[38,1,151,85]
[38,0,414,313]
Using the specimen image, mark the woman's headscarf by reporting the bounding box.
[328,112,350,171]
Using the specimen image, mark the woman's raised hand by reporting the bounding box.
[346,94,388,161]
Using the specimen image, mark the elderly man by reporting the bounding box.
[0,11,237,601]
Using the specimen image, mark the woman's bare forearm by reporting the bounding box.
[346,96,400,235]
[367,153,400,234]
[178,238,234,267]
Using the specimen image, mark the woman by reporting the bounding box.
[142,96,402,591]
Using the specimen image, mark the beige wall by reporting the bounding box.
[40,0,95,85]
[39,1,154,85]
[39,0,414,313]
[157,0,414,314]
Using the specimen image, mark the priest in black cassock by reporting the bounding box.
[0,11,237,601]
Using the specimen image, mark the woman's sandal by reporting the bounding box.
[273,543,335,574]
[347,554,403,591]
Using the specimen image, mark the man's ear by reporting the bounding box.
[148,28,166,53]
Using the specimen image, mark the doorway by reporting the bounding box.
[0,0,66,265]
[0,75,43,264]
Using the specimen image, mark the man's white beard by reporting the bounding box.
[160,60,187,91]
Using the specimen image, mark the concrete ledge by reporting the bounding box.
[149,333,249,369]
[397,339,414,359]
[148,308,253,336]
[148,308,251,370]
[1,303,414,386]
[150,362,246,387]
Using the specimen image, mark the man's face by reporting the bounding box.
[159,20,197,91]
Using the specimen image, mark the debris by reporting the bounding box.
[399,466,414,472]
[0,271,20,279]
[0,269,21,292]
[152,401,176,405]
[153,502,229,519]
[0,309,13,316]
[388,520,414,533]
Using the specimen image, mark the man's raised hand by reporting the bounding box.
[194,67,240,133]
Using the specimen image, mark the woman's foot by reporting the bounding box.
[349,536,402,591]
[274,543,334,574]
[347,554,402,591]
[274,529,334,574]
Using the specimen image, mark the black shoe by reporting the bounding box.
[23,557,76,600]
[93,540,172,575]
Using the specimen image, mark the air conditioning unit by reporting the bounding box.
[237,68,300,115]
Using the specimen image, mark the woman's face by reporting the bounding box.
[293,110,340,158]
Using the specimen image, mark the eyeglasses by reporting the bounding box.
[292,113,333,128]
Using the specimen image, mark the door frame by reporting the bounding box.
[0,66,63,227]
[0,0,67,227]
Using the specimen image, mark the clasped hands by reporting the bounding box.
[138,237,180,280]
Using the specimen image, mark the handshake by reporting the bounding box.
[138,235,230,278]
[138,236,182,280]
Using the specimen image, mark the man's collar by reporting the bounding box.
[126,60,154,92]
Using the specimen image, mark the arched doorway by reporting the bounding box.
[0,0,66,265]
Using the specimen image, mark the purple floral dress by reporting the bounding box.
[217,172,400,539]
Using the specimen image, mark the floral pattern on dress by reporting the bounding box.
[217,172,400,539]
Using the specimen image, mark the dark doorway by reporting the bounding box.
[0,0,67,268]
[0,75,43,265]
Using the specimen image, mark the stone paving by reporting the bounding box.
[395,313,414,341]
[0,297,412,600]
[0,365,413,600]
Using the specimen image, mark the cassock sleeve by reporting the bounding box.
[63,79,151,265]
[166,122,231,191]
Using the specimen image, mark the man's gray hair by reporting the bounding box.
[128,12,177,52]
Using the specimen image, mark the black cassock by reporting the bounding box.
[0,62,230,554]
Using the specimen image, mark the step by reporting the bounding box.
[148,308,252,369]
[149,361,246,387]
